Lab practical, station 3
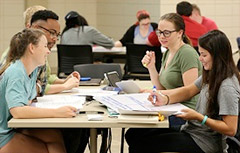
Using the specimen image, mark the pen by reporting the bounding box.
[153,85,157,104]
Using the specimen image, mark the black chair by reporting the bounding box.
[123,43,162,80]
[74,63,122,80]
[57,44,93,77]
[235,37,240,71]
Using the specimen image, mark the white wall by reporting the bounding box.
[0,0,239,72]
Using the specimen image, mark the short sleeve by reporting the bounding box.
[194,75,202,90]
[218,83,239,116]
[178,46,200,74]
[5,79,28,109]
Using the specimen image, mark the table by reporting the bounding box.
[8,81,169,153]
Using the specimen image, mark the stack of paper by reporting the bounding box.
[73,88,119,97]
[31,95,85,109]
[94,93,188,116]
[118,115,159,124]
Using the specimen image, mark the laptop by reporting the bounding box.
[79,78,102,86]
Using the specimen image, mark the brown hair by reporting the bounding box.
[0,29,44,75]
[199,30,240,118]
[160,13,192,45]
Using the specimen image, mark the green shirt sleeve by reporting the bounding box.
[177,45,201,74]
[44,60,58,94]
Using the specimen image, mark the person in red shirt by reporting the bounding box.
[190,4,218,32]
[176,1,207,50]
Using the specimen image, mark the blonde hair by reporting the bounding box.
[23,5,46,27]
[192,4,201,15]
[0,29,45,75]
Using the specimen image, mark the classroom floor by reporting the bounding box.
[84,128,128,153]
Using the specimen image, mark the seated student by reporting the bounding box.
[0,29,78,153]
[190,4,218,32]
[142,13,202,126]
[176,1,207,50]
[61,11,114,49]
[126,30,240,153]
[114,10,158,47]
[0,9,80,95]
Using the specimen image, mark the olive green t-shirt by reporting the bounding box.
[159,44,202,109]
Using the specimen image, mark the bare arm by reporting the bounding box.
[46,77,79,94]
[114,41,123,47]
[10,106,77,119]
[182,68,199,86]
[46,71,80,94]
[178,109,238,136]
[141,51,165,90]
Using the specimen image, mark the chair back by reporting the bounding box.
[57,44,93,76]
[74,63,122,80]
[237,37,240,50]
[124,43,162,79]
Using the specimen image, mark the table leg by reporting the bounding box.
[90,128,97,153]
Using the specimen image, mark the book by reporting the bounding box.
[117,114,159,124]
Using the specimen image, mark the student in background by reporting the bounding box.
[114,10,158,47]
[24,5,46,28]
[141,13,202,126]
[176,1,207,50]
[0,9,80,95]
[0,29,78,153]
[190,4,218,32]
[126,30,240,153]
[61,11,114,49]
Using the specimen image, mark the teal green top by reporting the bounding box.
[0,60,38,147]
[159,44,202,109]
[0,47,58,94]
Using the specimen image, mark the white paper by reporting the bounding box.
[32,95,85,109]
[94,93,188,115]
[73,88,119,97]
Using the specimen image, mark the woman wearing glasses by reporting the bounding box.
[114,10,158,47]
[141,13,202,126]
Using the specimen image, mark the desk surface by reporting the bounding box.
[8,102,168,128]
[8,81,168,128]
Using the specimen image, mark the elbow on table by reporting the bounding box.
[10,107,24,119]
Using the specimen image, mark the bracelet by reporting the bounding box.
[36,83,42,93]
[165,94,170,105]
[201,115,208,125]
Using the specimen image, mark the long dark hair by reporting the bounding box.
[199,30,240,118]
[62,13,88,36]
[160,13,192,45]
[0,29,44,75]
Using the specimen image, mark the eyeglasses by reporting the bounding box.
[38,25,61,39]
[156,29,177,38]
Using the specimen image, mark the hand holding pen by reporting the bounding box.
[141,50,156,68]
[148,89,170,106]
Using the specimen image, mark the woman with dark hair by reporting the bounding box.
[142,13,202,126]
[126,30,240,153]
[61,11,114,48]
[114,10,158,47]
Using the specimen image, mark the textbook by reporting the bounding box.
[117,114,159,124]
